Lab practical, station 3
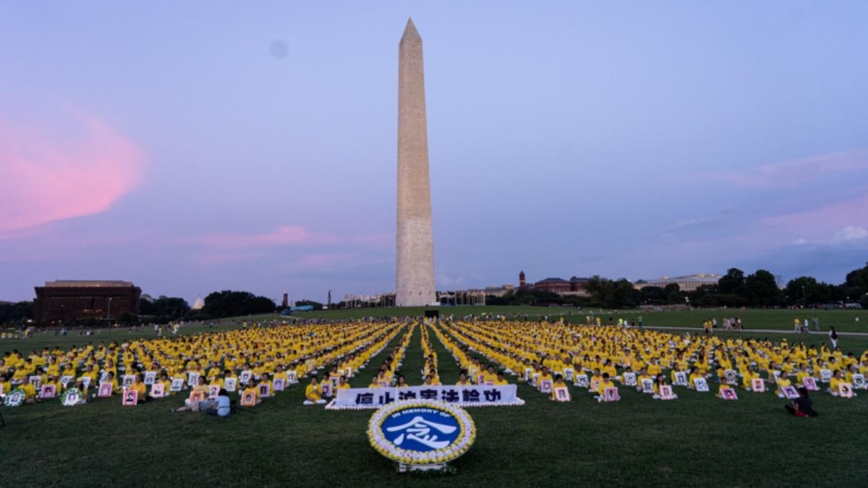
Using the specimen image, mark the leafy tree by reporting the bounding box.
[784,277,831,306]
[139,296,191,320]
[638,286,667,305]
[585,276,613,308]
[611,279,637,308]
[745,269,782,307]
[845,262,868,291]
[0,301,33,324]
[118,311,138,325]
[718,268,746,297]
[202,290,276,318]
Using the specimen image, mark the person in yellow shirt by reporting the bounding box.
[494,372,509,386]
[796,364,814,387]
[101,372,120,395]
[595,373,616,402]
[20,376,37,404]
[590,369,604,393]
[483,365,498,385]
[741,365,759,391]
[0,374,11,397]
[652,374,677,400]
[550,374,567,400]
[130,373,148,403]
[687,367,704,390]
[303,376,325,405]
[368,375,381,389]
[336,376,351,390]
[647,359,662,377]
[537,367,554,391]
[456,372,472,386]
[635,367,653,392]
[775,371,793,398]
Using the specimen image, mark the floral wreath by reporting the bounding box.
[368,399,476,465]
[61,387,83,406]
[3,388,25,407]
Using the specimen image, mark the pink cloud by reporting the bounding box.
[761,192,868,240]
[702,151,868,188]
[297,253,353,267]
[199,226,391,250]
[189,226,392,267]
[201,225,313,249]
[0,113,145,233]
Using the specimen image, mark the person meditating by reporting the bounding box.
[304,376,326,405]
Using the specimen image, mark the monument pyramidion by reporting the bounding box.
[396,18,436,307]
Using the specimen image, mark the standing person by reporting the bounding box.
[812,315,820,332]
[829,327,839,350]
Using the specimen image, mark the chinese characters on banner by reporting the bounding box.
[326,385,525,410]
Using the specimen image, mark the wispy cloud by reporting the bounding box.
[761,193,868,238]
[701,151,868,189]
[0,113,145,233]
[201,225,313,249]
[198,226,391,251]
[833,225,868,242]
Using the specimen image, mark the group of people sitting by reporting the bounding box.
[429,319,866,414]
[0,321,406,410]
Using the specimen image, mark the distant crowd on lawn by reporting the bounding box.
[0,321,406,410]
[432,319,867,412]
[3,318,867,417]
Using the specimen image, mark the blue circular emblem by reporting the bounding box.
[368,400,476,465]
[380,407,461,452]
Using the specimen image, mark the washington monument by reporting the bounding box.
[396,18,436,307]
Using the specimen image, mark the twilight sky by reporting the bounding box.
[2,2,868,304]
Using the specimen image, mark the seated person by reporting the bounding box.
[198,389,231,417]
[785,387,818,417]
[20,376,37,404]
[550,374,567,400]
[594,373,616,402]
[775,371,793,398]
[652,374,677,400]
[130,374,148,403]
[240,379,262,406]
[303,376,325,405]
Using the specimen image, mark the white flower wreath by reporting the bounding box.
[367,399,476,465]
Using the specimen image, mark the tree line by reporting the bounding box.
[0,290,278,327]
[486,263,868,310]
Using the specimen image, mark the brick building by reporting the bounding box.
[33,280,142,323]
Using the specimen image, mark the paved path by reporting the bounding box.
[643,326,868,337]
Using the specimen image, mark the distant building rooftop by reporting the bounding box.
[43,280,137,288]
[634,273,721,290]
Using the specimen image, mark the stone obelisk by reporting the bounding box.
[396,17,436,307]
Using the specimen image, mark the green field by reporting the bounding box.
[2,313,868,487]
[256,306,868,333]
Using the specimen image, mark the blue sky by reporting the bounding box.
[1,2,867,304]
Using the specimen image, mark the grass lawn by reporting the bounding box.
[253,306,868,332]
[2,319,868,487]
